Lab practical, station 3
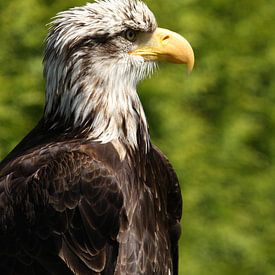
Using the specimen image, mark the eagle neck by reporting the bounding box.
[87,79,151,153]
[44,74,151,155]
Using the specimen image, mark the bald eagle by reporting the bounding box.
[0,0,194,274]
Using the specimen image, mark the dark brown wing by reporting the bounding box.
[152,146,183,275]
[0,141,123,274]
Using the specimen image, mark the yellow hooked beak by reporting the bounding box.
[129,27,195,73]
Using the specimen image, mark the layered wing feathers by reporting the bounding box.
[0,142,123,274]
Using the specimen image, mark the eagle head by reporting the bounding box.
[43,0,194,149]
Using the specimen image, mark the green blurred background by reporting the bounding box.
[0,0,275,274]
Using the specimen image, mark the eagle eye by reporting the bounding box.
[124,29,138,42]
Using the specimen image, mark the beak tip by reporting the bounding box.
[186,56,195,74]
[188,64,194,74]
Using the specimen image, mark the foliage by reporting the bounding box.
[0,0,274,274]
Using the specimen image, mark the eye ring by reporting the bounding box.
[124,29,137,42]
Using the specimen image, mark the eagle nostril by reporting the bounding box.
[162,35,170,45]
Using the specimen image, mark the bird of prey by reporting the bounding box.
[0,0,194,274]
